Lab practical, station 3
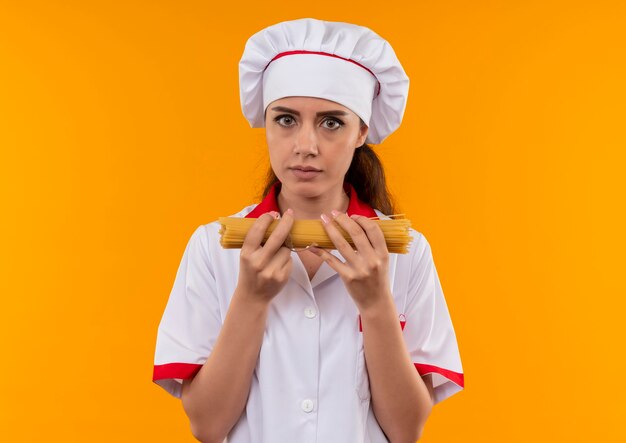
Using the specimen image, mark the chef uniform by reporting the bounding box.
[153,18,464,443]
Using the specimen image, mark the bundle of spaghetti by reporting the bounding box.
[218,214,413,254]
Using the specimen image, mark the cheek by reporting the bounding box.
[267,147,282,169]
[266,141,289,172]
[327,145,356,172]
[342,150,356,169]
[265,124,290,148]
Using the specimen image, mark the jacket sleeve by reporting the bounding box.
[152,224,223,399]
[403,230,465,405]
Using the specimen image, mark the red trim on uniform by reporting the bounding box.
[153,363,203,381]
[245,181,378,219]
[358,314,406,331]
[264,50,381,98]
[414,363,465,388]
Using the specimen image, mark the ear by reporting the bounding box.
[356,122,369,147]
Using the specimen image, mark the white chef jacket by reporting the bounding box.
[152,181,464,442]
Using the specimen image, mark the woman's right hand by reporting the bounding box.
[235,209,295,304]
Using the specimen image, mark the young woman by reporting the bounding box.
[153,18,464,443]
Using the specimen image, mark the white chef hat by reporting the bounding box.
[238,18,410,144]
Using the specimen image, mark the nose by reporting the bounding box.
[294,122,319,157]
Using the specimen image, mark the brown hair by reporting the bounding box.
[258,142,398,215]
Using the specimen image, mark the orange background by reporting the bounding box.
[1,1,624,441]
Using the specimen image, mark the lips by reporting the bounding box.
[291,166,321,172]
[290,168,322,180]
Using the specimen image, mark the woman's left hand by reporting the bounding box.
[307,210,391,311]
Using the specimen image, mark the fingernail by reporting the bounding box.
[331,209,341,218]
[270,211,279,219]
[320,213,330,224]
[286,208,293,216]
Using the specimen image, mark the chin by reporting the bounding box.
[282,178,324,195]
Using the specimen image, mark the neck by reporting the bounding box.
[276,182,350,220]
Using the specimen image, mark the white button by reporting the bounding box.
[304,307,317,319]
[301,398,314,413]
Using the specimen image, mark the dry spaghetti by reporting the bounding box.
[218,214,413,254]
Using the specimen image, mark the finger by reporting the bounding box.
[241,212,278,254]
[261,245,292,275]
[351,215,388,253]
[260,209,295,257]
[307,245,350,275]
[320,212,359,263]
[278,254,294,280]
[272,245,293,268]
[330,210,375,255]
[279,259,293,278]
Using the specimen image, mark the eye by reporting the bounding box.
[322,118,344,130]
[274,115,296,127]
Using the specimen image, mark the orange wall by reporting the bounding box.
[1,1,624,441]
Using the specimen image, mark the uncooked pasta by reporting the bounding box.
[218,214,413,254]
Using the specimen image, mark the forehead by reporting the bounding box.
[267,96,355,114]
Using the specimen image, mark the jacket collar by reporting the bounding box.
[245,180,377,219]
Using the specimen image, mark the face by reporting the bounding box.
[264,96,369,198]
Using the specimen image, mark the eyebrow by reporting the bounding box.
[269,106,349,117]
